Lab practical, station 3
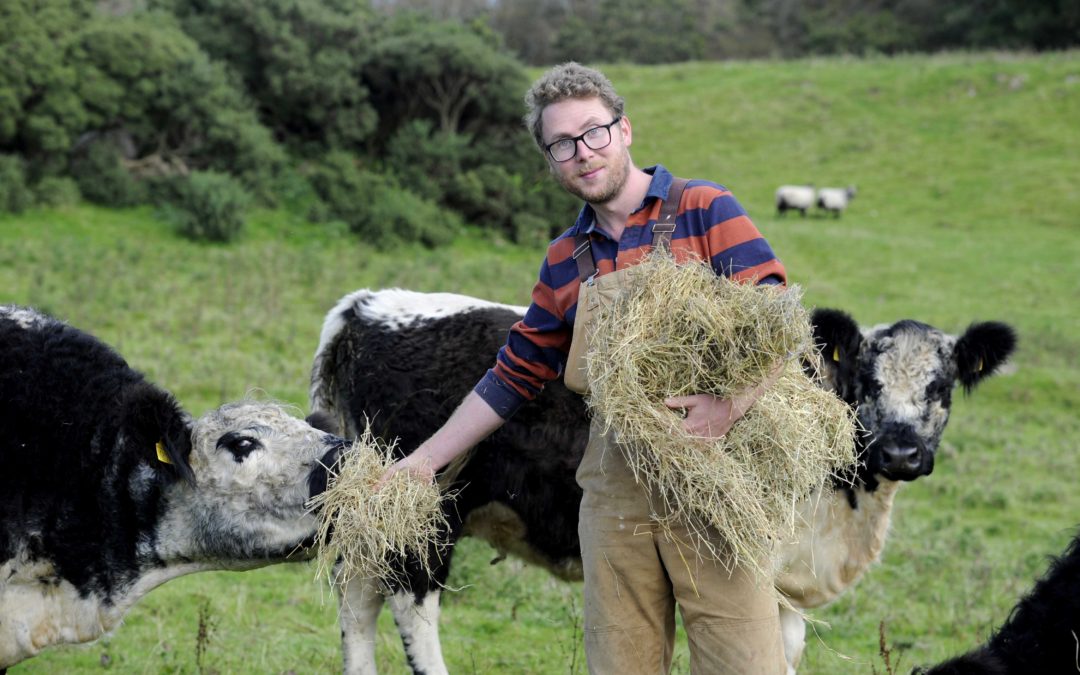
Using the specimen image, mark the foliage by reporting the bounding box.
[160,0,379,156]
[308,151,459,248]
[65,16,285,195]
[551,0,706,64]
[382,119,471,203]
[161,170,251,243]
[364,14,527,143]
[0,154,33,213]
[69,139,148,207]
[0,0,96,154]
[374,0,1080,64]
[31,176,82,208]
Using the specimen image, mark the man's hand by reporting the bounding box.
[664,393,742,438]
[377,455,436,490]
[664,363,784,439]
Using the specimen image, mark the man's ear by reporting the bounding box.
[809,308,863,405]
[620,114,632,147]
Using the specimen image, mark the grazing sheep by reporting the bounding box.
[776,185,816,217]
[816,186,857,217]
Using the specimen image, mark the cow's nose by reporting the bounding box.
[882,444,921,473]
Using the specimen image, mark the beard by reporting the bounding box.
[556,149,632,205]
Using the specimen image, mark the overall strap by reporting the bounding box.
[572,177,690,283]
[652,177,688,252]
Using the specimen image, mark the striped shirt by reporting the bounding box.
[474,165,787,419]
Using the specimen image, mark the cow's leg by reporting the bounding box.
[338,575,386,675]
[387,589,447,675]
[779,605,807,675]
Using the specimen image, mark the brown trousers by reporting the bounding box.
[576,417,787,674]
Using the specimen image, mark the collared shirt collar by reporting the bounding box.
[572,165,673,239]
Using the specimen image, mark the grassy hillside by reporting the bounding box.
[3,50,1078,673]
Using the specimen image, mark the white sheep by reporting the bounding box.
[816,186,857,217]
[775,185,815,217]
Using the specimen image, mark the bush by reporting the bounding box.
[308,151,458,248]
[32,176,81,207]
[70,140,147,207]
[0,154,33,213]
[510,212,555,248]
[364,181,460,249]
[161,171,251,243]
[383,120,470,203]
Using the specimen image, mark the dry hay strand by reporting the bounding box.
[586,251,857,584]
[307,424,449,588]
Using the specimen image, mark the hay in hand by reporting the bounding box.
[586,251,858,584]
[307,425,449,588]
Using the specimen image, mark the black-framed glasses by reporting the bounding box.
[544,116,622,162]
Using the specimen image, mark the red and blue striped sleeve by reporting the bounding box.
[474,236,579,418]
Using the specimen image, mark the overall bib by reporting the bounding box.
[565,179,786,674]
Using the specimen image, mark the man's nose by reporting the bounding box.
[574,138,594,160]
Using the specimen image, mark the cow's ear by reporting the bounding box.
[810,308,862,403]
[306,410,340,436]
[123,381,197,485]
[954,321,1017,393]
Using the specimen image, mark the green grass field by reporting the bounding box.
[2,50,1079,673]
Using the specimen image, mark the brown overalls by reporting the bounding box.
[564,179,786,674]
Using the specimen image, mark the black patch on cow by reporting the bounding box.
[1,306,193,601]
[917,528,1080,675]
[809,308,862,407]
[216,431,262,462]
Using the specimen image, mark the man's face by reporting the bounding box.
[540,97,632,205]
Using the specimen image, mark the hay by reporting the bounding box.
[586,251,857,584]
[307,424,449,588]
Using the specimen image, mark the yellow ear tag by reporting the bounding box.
[156,441,173,465]
[832,346,840,362]
[976,358,984,373]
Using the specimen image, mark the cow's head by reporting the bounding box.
[154,401,348,565]
[811,309,1016,492]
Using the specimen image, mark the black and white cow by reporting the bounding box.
[0,305,348,670]
[914,527,1080,675]
[309,289,1016,675]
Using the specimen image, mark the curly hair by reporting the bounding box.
[523,62,625,152]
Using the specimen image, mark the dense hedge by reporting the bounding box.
[0,0,577,247]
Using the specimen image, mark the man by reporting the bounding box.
[383,62,787,674]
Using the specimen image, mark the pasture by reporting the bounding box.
[2,51,1078,673]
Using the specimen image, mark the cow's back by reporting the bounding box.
[0,306,172,592]
[312,290,590,576]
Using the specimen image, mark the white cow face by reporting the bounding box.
[812,309,1016,490]
[155,401,347,564]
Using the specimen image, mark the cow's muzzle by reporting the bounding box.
[308,435,351,498]
[875,440,934,480]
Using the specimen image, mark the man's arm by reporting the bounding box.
[380,391,506,484]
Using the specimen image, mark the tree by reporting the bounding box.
[0,0,96,157]
[364,15,528,142]
[161,0,379,155]
[65,15,283,192]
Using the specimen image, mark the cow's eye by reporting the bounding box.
[216,432,262,462]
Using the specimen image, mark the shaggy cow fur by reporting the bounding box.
[309,289,1016,675]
